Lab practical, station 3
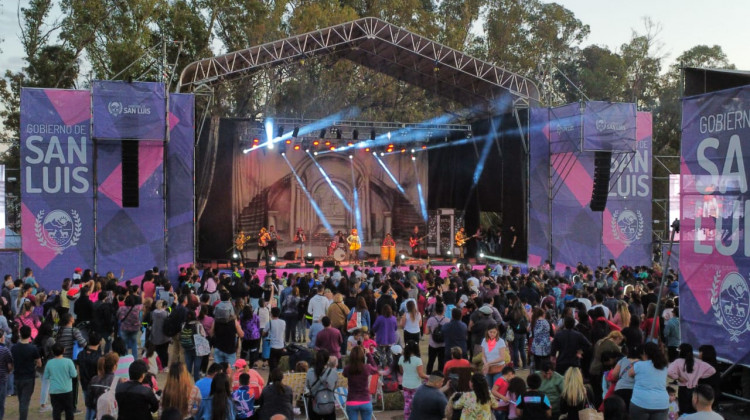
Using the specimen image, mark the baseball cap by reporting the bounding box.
[234,359,248,369]
[391,344,403,355]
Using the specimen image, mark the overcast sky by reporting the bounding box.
[0,0,747,78]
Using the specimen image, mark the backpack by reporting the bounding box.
[180,323,198,350]
[162,307,183,337]
[431,316,445,343]
[310,369,336,415]
[244,311,261,341]
[96,375,119,420]
[513,317,528,335]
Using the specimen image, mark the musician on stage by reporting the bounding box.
[409,225,424,257]
[268,225,279,258]
[347,228,361,263]
[382,233,396,247]
[455,227,467,259]
[235,230,249,262]
[336,230,346,247]
[293,227,307,261]
[257,227,272,266]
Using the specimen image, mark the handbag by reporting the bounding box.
[262,319,272,360]
[578,398,603,420]
[194,333,211,357]
[347,310,362,332]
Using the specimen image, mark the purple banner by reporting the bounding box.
[528,106,651,268]
[20,89,94,290]
[166,94,195,282]
[96,140,165,282]
[583,102,637,152]
[0,251,20,278]
[92,81,166,140]
[548,103,582,154]
[680,85,750,366]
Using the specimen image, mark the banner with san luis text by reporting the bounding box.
[20,89,94,289]
[680,85,750,366]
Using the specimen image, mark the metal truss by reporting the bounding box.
[178,17,539,111]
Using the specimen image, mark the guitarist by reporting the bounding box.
[235,230,249,262]
[454,227,468,259]
[268,225,281,258]
[257,227,272,266]
[409,225,425,257]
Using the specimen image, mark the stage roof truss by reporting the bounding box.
[178,17,539,112]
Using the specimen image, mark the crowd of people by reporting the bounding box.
[0,259,730,420]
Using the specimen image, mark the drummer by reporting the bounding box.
[382,233,396,247]
[335,230,346,247]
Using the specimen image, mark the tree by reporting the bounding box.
[620,18,663,109]
[557,45,628,103]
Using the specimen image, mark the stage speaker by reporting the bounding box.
[323,260,336,268]
[285,263,301,269]
[590,151,612,212]
[122,140,139,208]
[364,261,374,267]
[244,261,259,268]
[304,262,315,268]
[377,259,391,267]
[415,250,428,259]
[282,251,296,261]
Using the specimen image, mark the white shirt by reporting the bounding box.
[308,294,330,322]
[257,307,270,331]
[592,303,611,320]
[265,318,286,349]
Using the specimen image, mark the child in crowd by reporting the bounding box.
[516,373,551,420]
[232,373,255,419]
[44,342,78,419]
[142,341,162,375]
[361,328,377,354]
[667,386,679,420]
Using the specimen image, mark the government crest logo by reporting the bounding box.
[108,101,123,116]
[611,209,644,245]
[34,209,82,255]
[711,271,750,342]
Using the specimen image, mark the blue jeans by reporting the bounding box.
[184,349,203,383]
[486,372,502,391]
[346,402,373,420]
[0,379,6,419]
[83,390,96,420]
[120,330,139,358]
[214,348,236,365]
[15,377,34,420]
[40,373,50,405]
[510,334,527,368]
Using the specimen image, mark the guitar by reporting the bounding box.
[409,235,427,248]
[455,233,480,247]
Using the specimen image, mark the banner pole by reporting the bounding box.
[650,218,679,342]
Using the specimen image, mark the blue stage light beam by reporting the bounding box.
[472,127,496,185]
[411,156,428,222]
[265,119,275,149]
[349,156,363,238]
[282,154,333,234]
[373,153,406,195]
[306,151,352,213]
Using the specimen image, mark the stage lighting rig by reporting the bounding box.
[304,252,315,267]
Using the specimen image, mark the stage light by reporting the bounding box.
[325,141,331,146]
[422,145,427,149]
[388,144,393,149]
[305,148,310,153]
[348,142,353,147]
[271,256,277,262]
[365,148,370,152]
[349,155,353,159]
[401,254,406,260]
[330,146,335,151]
[294,145,300,150]
[307,252,312,258]
[411,149,415,153]
[480,253,485,258]
[400,148,406,153]
[232,252,239,259]
[282,154,334,233]
[268,142,275,150]
[285,139,292,144]
[387,132,391,140]
[411,155,416,161]
[314,151,318,156]
[380,152,384,156]
[447,250,452,255]
[253,138,259,143]
[281,152,285,156]
[313,140,319,146]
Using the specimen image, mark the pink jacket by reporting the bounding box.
[667,358,716,388]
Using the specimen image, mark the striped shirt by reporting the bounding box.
[55,326,87,360]
[0,344,11,381]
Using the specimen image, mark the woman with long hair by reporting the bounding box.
[608,344,643,410]
[343,345,378,420]
[530,307,552,369]
[257,368,294,420]
[628,342,669,420]
[590,331,625,404]
[399,300,422,344]
[349,296,371,330]
[508,302,529,369]
[399,340,428,419]
[17,300,40,339]
[305,349,338,420]
[452,373,498,420]
[559,367,595,420]
[481,324,508,387]
[117,294,142,358]
[281,286,301,344]
[371,304,397,367]
[198,372,236,420]
[613,301,631,330]
[160,362,201,419]
[640,303,660,344]
[506,377,527,420]
[668,343,716,415]
[183,310,208,382]
[86,352,119,418]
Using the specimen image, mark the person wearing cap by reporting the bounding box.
[232,359,265,397]
[408,372,448,420]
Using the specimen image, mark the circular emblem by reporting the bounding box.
[611,209,644,245]
[108,101,123,116]
[711,270,750,342]
[34,209,82,255]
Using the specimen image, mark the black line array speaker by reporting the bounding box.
[122,140,139,207]
[590,151,612,212]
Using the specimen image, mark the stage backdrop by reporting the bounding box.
[20,83,194,288]
[197,118,429,260]
[680,84,750,366]
[528,103,652,269]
